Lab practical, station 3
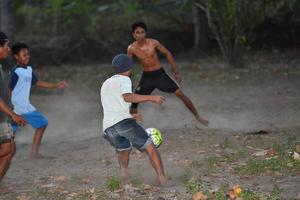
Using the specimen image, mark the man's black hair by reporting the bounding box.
[0,32,9,47]
[131,21,147,33]
[12,42,29,55]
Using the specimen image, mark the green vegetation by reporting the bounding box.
[1,0,300,65]
[236,143,300,175]
[105,176,121,191]
[186,177,210,195]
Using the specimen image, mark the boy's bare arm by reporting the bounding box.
[127,45,134,58]
[154,40,182,82]
[123,93,165,105]
[0,98,26,125]
[36,80,67,89]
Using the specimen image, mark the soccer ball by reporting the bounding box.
[145,128,162,148]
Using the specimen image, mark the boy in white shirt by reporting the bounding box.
[9,42,67,159]
[101,54,167,186]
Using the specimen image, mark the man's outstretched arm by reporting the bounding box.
[36,80,67,89]
[123,93,165,105]
[154,40,181,82]
[0,98,26,125]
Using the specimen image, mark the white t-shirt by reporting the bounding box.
[100,74,133,131]
[9,66,37,115]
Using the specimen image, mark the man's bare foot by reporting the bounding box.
[157,179,176,189]
[120,169,130,185]
[121,176,130,186]
[30,153,38,159]
[158,176,167,186]
[197,116,209,126]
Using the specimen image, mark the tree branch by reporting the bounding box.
[193,0,207,13]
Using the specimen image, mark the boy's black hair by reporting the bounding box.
[0,31,9,47]
[12,42,29,55]
[131,21,147,33]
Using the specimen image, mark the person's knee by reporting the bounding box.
[0,142,12,157]
[38,126,47,132]
[118,150,130,157]
[174,89,185,98]
[145,144,157,155]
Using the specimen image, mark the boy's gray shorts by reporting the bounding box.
[0,122,13,144]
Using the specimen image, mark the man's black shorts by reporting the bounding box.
[131,68,179,109]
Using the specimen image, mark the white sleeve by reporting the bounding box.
[120,77,132,94]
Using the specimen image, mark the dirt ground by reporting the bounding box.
[1,54,300,199]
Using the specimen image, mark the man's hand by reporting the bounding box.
[150,95,165,105]
[132,113,143,122]
[174,71,182,83]
[56,81,68,89]
[10,113,26,126]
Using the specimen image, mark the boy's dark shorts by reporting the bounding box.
[131,68,179,109]
[0,122,13,144]
[104,118,152,152]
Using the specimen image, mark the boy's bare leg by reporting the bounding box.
[31,127,46,159]
[0,142,13,182]
[174,89,209,126]
[0,140,16,182]
[118,150,130,185]
[0,142,11,158]
[145,144,167,186]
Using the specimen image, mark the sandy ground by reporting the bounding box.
[1,57,300,199]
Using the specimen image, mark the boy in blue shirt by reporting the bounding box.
[9,42,67,159]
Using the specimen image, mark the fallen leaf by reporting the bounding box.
[296,144,300,153]
[41,183,55,188]
[293,152,300,161]
[88,187,95,194]
[287,163,293,168]
[229,185,242,199]
[16,194,30,200]
[267,148,277,156]
[252,150,268,156]
[81,178,92,184]
[67,192,78,197]
[186,160,193,167]
[232,185,242,195]
[55,176,66,182]
[191,192,208,200]
[140,184,152,190]
[230,190,237,199]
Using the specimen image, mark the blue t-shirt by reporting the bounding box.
[9,65,38,115]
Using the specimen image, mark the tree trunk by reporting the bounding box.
[199,9,209,49]
[193,4,200,49]
[193,3,209,50]
[0,0,13,39]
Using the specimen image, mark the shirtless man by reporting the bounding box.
[0,31,26,184]
[127,21,209,126]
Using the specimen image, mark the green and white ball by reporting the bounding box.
[145,128,162,148]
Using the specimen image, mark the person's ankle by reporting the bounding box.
[30,152,38,159]
[159,176,167,186]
